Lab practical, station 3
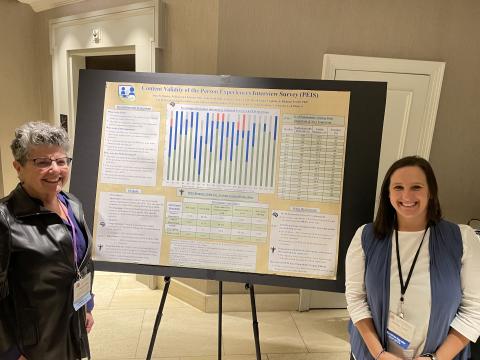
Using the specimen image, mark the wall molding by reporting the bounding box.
[18,0,86,12]
[162,279,299,313]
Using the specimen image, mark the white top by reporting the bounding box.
[345,224,480,359]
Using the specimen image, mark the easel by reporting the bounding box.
[146,277,262,360]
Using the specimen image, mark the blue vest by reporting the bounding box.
[349,220,469,360]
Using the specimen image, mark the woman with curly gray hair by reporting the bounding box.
[0,122,94,359]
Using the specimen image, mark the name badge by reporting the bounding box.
[73,272,92,311]
[386,311,415,350]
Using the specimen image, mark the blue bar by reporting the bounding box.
[226,122,230,138]
[210,120,214,152]
[252,123,256,147]
[220,120,225,160]
[194,112,199,159]
[236,128,239,146]
[180,111,183,134]
[263,122,266,132]
[230,122,235,161]
[191,112,194,127]
[184,114,188,135]
[198,136,203,175]
[246,131,250,162]
[205,113,209,144]
[174,111,178,150]
[274,115,278,140]
[168,119,173,157]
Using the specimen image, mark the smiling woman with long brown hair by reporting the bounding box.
[346,156,480,360]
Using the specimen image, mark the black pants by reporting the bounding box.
[0,346,21,360]
[471,340,480,360]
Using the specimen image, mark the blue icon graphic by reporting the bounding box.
[118,84,135,101]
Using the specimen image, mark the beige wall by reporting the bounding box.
[160,0,219,74]
[0,0,43,195]
[217,0,480,224]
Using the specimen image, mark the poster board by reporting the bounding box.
[71,69,386,292]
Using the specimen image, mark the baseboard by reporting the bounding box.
[135,274,157,289]
[161,278,299,313]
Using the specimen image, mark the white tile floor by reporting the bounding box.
[88,272,351,360]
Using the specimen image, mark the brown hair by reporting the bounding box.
[373,156,442,239]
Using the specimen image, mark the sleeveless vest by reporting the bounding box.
[349,220,469,360]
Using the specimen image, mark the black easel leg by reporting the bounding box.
[246,283,262,360]
[146,276,171,360]
[218,281,223,360]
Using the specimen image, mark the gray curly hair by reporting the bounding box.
[10,122,70,164]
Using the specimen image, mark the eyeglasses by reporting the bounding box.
[29,157,73,169]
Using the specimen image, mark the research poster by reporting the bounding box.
[92,82,350,280]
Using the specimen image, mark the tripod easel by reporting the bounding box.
[146,277,262,360]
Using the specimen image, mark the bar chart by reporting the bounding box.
[163,104,279,192]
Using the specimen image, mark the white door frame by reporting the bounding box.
[49,0,164,144]
[322,54,445,157]
[299,54,445,311]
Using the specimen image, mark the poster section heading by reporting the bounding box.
[92,82,350,280]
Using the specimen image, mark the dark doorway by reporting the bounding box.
[85,54,135,71]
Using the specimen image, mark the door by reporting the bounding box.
[299,54,445,310]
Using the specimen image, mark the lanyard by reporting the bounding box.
[395,226,428,319]
[58,200,81,276]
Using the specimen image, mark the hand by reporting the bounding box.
[85,311,94,333]
[415,357,432,360]
[18,356,27,360]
